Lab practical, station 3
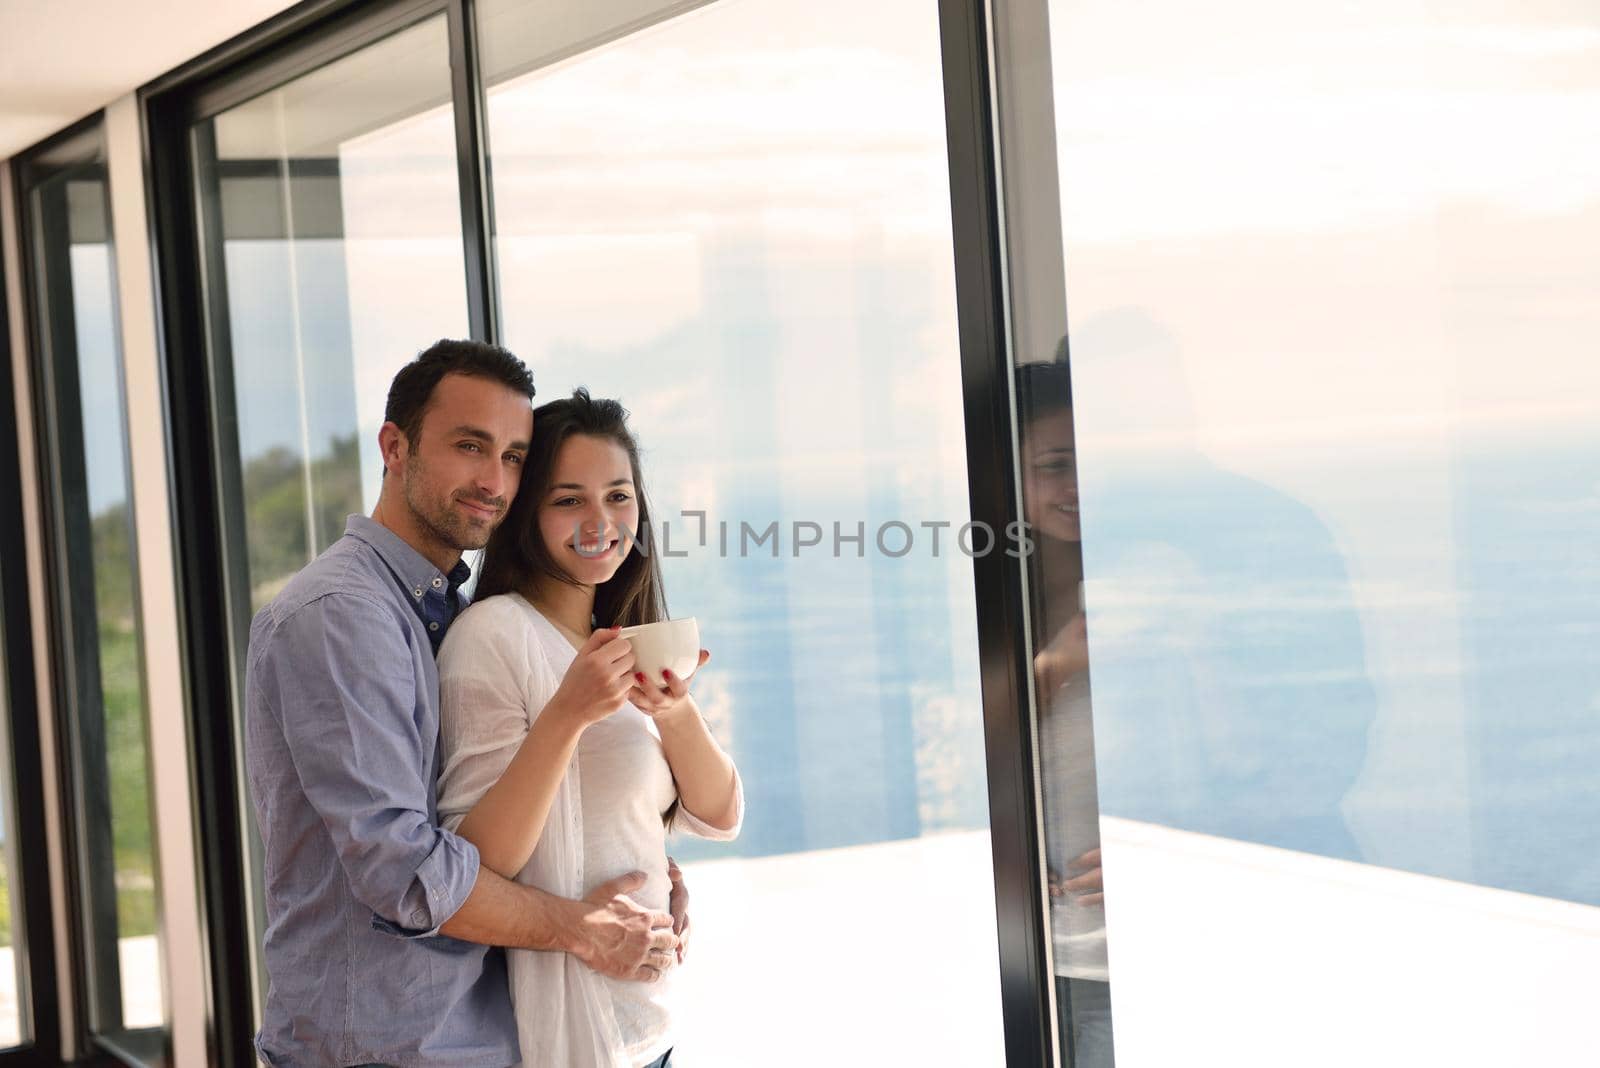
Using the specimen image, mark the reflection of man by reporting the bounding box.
[1067,310,1374,861]
[1018,358,1115,1067]
[245,341,684,1066]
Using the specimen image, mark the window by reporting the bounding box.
[0,220,61,1062]
[184,11,470,1021]
[1009,0,1600,1062]
[145,0,1048,1061]
[478,0,1004,1059]
[48,0,1599,1062]
[16,121,163,1060]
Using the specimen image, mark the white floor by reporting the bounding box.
[3,824,1597,1065]
[0,933,161,1050]
[673,822,1600,1066]
[1095,817,1600,1067]
[671,831,1008,1066]
[0,964,13,1051]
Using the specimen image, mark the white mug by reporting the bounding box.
[617,617,701,683]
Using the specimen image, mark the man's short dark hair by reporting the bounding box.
[385,339,536,448]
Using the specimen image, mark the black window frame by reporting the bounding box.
[11,112,168,1068]
[0,154,66,1068]
[938,2,1057,1062]
[141,0,1057,1064]
[142,2,497,1061]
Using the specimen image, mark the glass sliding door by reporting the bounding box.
[195,13,469,611]
[1004,0,1600,1062]
[184,11,471,1022]
[478,1,1004,1062]
[17,122,165,1059]
[0,236,56,1061]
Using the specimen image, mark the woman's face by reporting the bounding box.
[536,433,641,586]
[1021,407,1080,543]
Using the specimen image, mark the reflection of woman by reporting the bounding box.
[1018,359,1115,1066]
[437,389,744,1068]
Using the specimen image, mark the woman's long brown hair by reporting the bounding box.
[477,387,667,628]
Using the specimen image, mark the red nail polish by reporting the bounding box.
[661,669,671,679]
[636,673,645,683]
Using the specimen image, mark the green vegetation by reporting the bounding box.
[0,861,12,948]
[243,433,365,609]
[101,616,156,941]
[85,497,158,941]
[49,433,365,947]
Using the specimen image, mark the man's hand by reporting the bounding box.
[667,857,692,965]
[1047,847,1104,907]
[568,871,678,982]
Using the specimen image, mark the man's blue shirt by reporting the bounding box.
[245,515,517,1067]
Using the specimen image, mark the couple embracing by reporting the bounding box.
[245,340,743,1067]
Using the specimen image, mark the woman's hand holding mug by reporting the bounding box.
[549,627,638,729]
[628,649,711,723]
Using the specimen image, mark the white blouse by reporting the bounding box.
[436,592,744,1068]
[1038,669,1109,981]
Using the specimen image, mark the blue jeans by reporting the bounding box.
[1056,977,1116,1067]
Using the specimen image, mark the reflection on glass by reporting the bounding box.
[197,13,468,611]
[26,149,163,1037]
[1017,359,1114,1066]
[1039,0,1600,1062]
[190,13,468,1025]
[480,0,1002,1061]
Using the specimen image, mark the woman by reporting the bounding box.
[437,388,743,1068]
[1018,357,1115,1067]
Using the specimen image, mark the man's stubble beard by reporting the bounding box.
[402,453,495,552]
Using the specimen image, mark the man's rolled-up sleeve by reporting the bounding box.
[260,593,478,937]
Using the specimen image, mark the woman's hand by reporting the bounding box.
[548,628,637,729]
[627,649,712,722]
[1034,613,1089,696]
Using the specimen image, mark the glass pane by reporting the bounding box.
[199,13,468,609]
[480,0,1004,1062]
[1034,1,1600,1063]
[25,139,164,1039]
[1015,359,1114,1067]
[189,13,467,1021]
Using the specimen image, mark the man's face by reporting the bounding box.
[395,373,533,553]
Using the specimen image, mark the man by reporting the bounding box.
[246,340,683,1066]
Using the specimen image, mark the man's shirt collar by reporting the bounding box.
[343,514,470,607]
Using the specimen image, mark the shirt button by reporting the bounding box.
[412,586,424,598]
[431,576,444,588]
[429,621,440,632]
